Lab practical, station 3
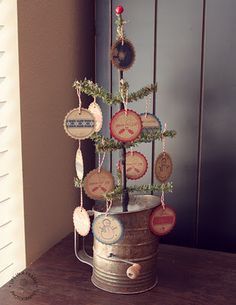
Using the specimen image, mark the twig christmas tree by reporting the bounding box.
[65,5,176,214]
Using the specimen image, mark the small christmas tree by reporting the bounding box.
[63,5,177,231]
[70,6,176,213]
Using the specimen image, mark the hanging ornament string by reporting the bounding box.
[77,139,84,211]
[123,88,129,116]
[161,184,165,210]
[98,149,106,173]
[79,181,84,211]
[145,95,151,118]
[130,146,134,156]
[120,79,125,101]
[105,199,113,217]
[92,96,97,106]
[120,24,125,45]
[120,79,128,116]
[162,123,167,154]
[160,123,167,210]
[76,88,82,114]
[116,18,125,43]
[116,162,122,187]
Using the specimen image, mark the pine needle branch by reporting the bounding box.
[104,182,173,201]
[90,130,177,152]
[73,79,157,105]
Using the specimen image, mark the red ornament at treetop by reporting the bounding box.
[115,5,124,15]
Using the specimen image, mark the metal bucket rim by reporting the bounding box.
[93,194,160,215]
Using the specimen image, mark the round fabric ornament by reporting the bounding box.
[92,214,124,245]
[149,204,176,236]
[73,206,91,236]
[111,39,135,71]
[110,109,142,143]
[75,147,84,180]
[83,169,115,200]
[155,152,173,182]
[119,151,148,180]
[88,101,103,132]
[64,108,95,140]
[140,113,162,134]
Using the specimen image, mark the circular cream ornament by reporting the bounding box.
[92,214,124,245]
[88,101,103,132]
[64,108,95,140]
[73,207,91,236]
[83,168,115,200]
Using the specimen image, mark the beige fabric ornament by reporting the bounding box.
[88,99,103,132]
[140,113,162,133]
[125,151,148,180]
[155,152,173,182]
[73,207,91,236]
[92,214,124,245]
[149,204,176,236]
[110,109,142,143]
[111,39,136,71]
[83,168,115,200]
[64,108,95,140]
[75,146,84,180]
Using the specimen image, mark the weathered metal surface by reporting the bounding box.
[91,195,160,294]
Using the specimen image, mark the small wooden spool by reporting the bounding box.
[126,263,142,280]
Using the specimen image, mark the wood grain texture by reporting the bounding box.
[0,234,235,305]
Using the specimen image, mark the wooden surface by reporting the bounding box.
[0,233,235,305]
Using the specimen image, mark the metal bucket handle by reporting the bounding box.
[74,228,93,267]
[74,229,142,279]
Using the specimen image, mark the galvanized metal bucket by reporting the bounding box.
[74,195,160,294]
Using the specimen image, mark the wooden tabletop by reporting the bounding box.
[0,234,235,305]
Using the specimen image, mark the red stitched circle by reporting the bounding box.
[110,109,142,143]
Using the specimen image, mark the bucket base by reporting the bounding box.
[91,275,158,295]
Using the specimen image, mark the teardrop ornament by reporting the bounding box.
[88,101,103,132]
[75,148,84,180]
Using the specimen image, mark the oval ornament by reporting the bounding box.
[155,152,173,182]
[73,207,91,236]
[75,148,84,180]
[111,39,135,71]
[88,102,103,132]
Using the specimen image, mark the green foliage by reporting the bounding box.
[90,129,177,152]
[115,14,126,41]
[74,176,173,202]
[73,79,157,105]
[104,182,173,201]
